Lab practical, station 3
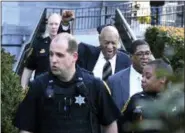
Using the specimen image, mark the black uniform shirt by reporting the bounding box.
[58,21,71,34]
[14,67,121,132]
[24,36,51,78]
[118,91,161,133]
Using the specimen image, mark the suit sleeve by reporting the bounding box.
[117,52,132,70]
[123,53,132,68]
[77,42,97,69]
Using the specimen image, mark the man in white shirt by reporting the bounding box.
[77,26,131,81]
[107,39,154,111]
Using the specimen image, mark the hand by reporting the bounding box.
[62,10,75,22]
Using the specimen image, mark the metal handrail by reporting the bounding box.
[45,2,132,10]
[2,33,30,36]
[2,44,22,47]
[116,8,137,40]
[124,10,184,19]
[115,8,137,52]
[13,8,47,75]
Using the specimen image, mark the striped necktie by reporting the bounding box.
[102,60,112,81]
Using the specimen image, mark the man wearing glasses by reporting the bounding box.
[107,39,154,111]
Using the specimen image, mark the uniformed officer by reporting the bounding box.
[14,33,120,133]
[21,13,61,90]
[118,59,173,133]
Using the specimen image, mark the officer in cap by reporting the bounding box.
[14,33,120,133]
[21,13,61,90]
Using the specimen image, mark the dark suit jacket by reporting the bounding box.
[107,67,131,111]
[77,42,131,73]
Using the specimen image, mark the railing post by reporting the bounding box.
[181,4,184,27]
[100,1,105,25]
[115,9,137,52]
[104,6,108,24]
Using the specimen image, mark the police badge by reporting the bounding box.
[75,95,85,106]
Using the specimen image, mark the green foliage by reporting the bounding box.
[1,48,25,133]
[145,26,184,73]
[138,83,184,133]
[137,16,151,24]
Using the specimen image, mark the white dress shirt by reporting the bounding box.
[61,23,70,31]
[93,52,117,79]
[129,65,143,97]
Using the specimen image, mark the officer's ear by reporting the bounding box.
[73,52,78,62]
[99,35,102,44]
[159,76,167,84]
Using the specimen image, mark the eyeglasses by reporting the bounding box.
[134,51,151,57]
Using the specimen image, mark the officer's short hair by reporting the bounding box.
[147,59,173,83]
[53,33,78,53]
[67,37,78,53]
[130,39,150,54]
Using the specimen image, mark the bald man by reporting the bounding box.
[77,26,131,81]
[14,33,121,133]
[21,13,61,89]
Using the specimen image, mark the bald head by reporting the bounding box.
[47,13,61,37]
[100,26,119,39]
[99,26,120,60]
[48,13,61,23]
[52,33,78,53]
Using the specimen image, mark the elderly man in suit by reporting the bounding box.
[77,26,131,81]
[107,39,154,111]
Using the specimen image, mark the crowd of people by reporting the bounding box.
[14,10,174,133]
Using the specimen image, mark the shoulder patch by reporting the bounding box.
[121,98,130,113]
[103,81,111,95]
[21,86,29,100]
[40,49,45,53]
[27,47,33,58]
[24,47,33,64]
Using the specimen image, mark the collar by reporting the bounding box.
[49,66,83,87]
[130,65,142,80]
[143,91,161,98]
[61,21,70,26]
[41,36,51,43]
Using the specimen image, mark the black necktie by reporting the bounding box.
[102,61,112,81]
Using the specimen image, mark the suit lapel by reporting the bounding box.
[120,67,130,103]
[115,51,122,73]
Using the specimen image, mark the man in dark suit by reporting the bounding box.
[77,26,131,81]
[107,39,154,111]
